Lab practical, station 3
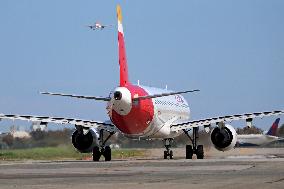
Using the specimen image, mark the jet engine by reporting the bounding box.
[210,124,237,151]
[71,128,99,153]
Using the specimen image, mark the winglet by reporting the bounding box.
[117,5,129,87]
[266,118,280,136]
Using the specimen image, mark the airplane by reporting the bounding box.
[0,5,284,161]
[87,22,112,30]
[237,118,284,146]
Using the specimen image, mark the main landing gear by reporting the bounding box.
[183,127,204,159]
[92,129,114,161]
[163,138,174,159]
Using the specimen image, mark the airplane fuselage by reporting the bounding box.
[237,134,280,146]
[107,85,190,139]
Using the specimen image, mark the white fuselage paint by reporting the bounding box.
[237,134,281,146]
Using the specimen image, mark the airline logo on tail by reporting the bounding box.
[266,118,280,136]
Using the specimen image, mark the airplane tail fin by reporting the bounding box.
[266,118,280,136]
[117,5,129,87]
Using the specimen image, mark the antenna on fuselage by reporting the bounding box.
[166,85,168,90]
[137,80,140,86]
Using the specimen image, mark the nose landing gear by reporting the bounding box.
[163,138,174,159]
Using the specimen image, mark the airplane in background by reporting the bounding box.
[0,5,284,161]
[237,118,284,146]
[87,22,112,30]
[194,118,283,148]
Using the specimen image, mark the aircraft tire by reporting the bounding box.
[186,145,193,159]
[164,151,168,159]
[92,146,101,161]
[169,150,173,159]
[104,146,112,161]
[196,145,204,159]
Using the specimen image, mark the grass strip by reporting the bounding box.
[0,146,146,161]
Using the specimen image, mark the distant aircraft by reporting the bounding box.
[87,22,112,30]
[0,5,284,161]
[237,118,284,146]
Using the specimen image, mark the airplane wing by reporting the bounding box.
[40,92,111,101]
[170,110,284,131]
[86,25,95,29]
[101,24,113,28]
[133,89,200,101]
[0,113,117,132]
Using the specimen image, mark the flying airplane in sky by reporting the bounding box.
[87,22,112,30]
[237,118,284,146]
[0,5,283,161]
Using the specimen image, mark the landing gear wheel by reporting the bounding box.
[186,145,193,159]
[164,151,168,159]
[92,146,101,161]
[169,150,173,159]
[164,150,173,159]
[196,145,204,159]
[104,146,112,161]
[163,138,174,160]
[184,128,205,159]
[93,129,115,162]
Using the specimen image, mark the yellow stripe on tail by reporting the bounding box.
[117,5,123,23]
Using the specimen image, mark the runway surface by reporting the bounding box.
[1,148,284,189]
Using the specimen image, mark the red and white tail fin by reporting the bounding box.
[117,5,129,87]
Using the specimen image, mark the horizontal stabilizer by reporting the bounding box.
[133,89,200,101]
[40,92,111,101]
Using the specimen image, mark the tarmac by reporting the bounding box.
[0,148,284,189]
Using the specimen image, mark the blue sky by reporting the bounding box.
[0,0,283,132]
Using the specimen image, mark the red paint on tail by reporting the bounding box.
[117,5,129,87]
[118,32,129,86]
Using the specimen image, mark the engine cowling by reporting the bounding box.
[210,124,237,151]
[71,129,98,153]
